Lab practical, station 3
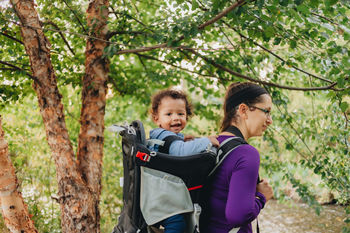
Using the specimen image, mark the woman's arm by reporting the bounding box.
[224,146,266,228]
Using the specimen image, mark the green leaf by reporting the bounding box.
[340,102,349,112]
[273,37,282,45]
[286,143,293,150]
[290,40,297,49]
[325,0,338,6]
[191,0,199,10]
[264,26,275,38]
[337,77,345,87]
[297,4,310,14]
[310,0,320,7]
[279,0,289,6]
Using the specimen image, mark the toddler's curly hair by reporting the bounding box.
[150,89,193,120]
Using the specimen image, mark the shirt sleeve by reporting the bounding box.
[149,128,211,156]
[224,145,266,228]
[168,137,211,156]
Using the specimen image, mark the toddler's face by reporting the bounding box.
[154,96,187,134]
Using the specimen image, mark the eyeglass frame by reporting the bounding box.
[247,105,271,117]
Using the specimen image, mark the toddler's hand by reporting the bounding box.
[208,135,219,147]
[184,135,195,141]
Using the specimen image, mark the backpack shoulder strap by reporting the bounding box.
[158,135,184,154]
[218,136,247,159]
[208,137,247,176]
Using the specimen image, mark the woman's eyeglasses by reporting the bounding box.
[248,105,271,117]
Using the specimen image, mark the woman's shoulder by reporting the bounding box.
[219,135,257,148]
[218,135,259,157]
[233,143,259,154]
[227,144,260,165]
[225,143,260,171]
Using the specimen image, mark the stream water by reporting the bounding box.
[258,200,347,233]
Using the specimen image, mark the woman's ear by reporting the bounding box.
[238,104,249,119]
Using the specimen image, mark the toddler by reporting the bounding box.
[149,89,219,233]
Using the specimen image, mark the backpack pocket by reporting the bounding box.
[140,167,194,225]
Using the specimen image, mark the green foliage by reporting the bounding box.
[1,0,350,231]
[258,90,349,227]
[0,215,8,233]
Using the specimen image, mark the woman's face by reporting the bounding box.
[245,94,273,138]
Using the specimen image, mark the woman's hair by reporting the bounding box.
[221,82,269,131]
[150,89,193,120]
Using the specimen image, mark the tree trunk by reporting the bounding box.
[0,116,38,233]
[10,0,103,232]
[77,0,110,227]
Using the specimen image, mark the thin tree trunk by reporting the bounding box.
[0,116,38,233]
[77,0,110,226]
[10,0,100,232]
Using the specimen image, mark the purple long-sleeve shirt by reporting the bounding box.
[203,135,266,233]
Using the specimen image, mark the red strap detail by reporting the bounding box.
[188,185,203,191]
[136,151,150,162]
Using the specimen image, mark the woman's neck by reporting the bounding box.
[221,124,249,141]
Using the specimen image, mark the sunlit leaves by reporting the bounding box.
[1,0,350,230]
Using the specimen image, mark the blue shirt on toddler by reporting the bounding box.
[149,128,211,156]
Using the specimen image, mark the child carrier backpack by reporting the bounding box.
[110,120,246,233]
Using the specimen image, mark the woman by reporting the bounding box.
[200,82,274,233]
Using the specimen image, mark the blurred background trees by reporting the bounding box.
[0,0,349,231]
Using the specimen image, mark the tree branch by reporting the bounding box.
[116,43,169,54]
[0,68,17,71]
[136,53,148,72]
[116,0,246,54]
[7,18,112,44]
[109,5,154,33]
[107,75,127,95]
[106,30,149,39]
[221,27,260,79]
[0,31,24,44]
[185,48,340,91]
[0,60,26,70]
[225,23,334,84]
[43,21,75,55]
[311,12,339,26]
[247,9,320,56]
[62,0,87,33]
[198,0,246,30]
[269,126,309,160]
[0,60,39,83]
[136,53,218,78]
[130,0,140,13]
[186,0,209,11]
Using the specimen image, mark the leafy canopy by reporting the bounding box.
[0,0,349,230]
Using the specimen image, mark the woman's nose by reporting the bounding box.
[267,115,273,125]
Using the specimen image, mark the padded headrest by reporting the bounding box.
[132,120,146,145]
